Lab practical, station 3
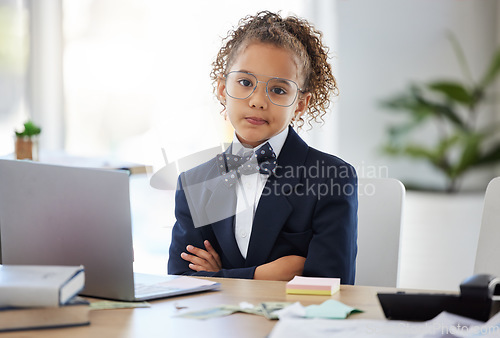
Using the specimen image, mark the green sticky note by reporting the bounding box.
[305,299,363,319]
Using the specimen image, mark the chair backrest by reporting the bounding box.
[355,178,405,287]
[474,176,500,277]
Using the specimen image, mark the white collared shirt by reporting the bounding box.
[232,127,288,258]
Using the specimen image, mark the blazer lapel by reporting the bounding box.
[204,150,245,268]
[245,127,309,267]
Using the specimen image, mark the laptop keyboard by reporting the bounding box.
[134,283,180,297]
[132,273,219,300]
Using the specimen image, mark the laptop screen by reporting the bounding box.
[0,159,135,300]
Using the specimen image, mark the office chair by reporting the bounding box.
[355,178,405,287]
[474,176,500,277]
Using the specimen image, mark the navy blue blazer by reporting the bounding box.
[167,127,358,284]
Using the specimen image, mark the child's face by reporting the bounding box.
[217,42,311,148]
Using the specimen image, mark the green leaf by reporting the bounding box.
[15,120,41,137]
[381,144,402,156]
[404,144,439,162]
[447,31,475,85]
[380,93,425,114]
[435,134,460,158]
[427,81,474,105]
[480,47,500,88]
[475,144,500,166]
[381,84,466,130]
[412,92,467,130]
[452,132,482,176]
[386,115,429,142]
[477,121,500,138]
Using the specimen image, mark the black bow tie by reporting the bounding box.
[216,142,277,186]
[254,142,278,175]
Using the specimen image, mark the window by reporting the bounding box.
[63,0,308,274]
[0,0,29,155]
[63,1,307,169]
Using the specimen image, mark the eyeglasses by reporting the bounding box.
[224,71,302,107]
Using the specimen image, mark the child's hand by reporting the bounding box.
[181,240,222,272]
[254,255,306,281]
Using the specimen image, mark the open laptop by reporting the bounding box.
[0,159,219,301]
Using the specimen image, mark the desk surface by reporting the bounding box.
[2,278,401,338]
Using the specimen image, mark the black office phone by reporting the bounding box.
[377,274,500,321]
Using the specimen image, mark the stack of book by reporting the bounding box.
[0,264,89,332]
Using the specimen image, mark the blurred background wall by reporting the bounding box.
[334,0,500,191]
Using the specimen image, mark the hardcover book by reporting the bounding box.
[0,264,85,307]
[0,296,90,332]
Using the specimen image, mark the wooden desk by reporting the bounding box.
[2,278,396,338]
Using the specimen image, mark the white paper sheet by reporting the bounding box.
[269,311,500,338]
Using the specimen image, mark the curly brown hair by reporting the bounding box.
[210,10,338,129]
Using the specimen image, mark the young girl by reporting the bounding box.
[167,11,357,284]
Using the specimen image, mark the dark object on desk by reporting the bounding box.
[378,274,500,322]
[0,296,90,332]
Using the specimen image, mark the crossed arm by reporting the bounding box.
[181,240,305,281]
[170,161,357,282]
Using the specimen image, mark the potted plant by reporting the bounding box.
[381,36,500,193]
[15,120,41,161]
[381,36,500,291]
